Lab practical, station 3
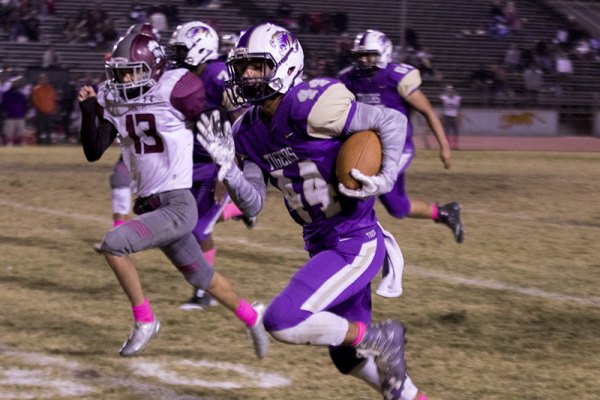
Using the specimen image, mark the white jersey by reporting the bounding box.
[97,69,195,197]
[440,94,462,117]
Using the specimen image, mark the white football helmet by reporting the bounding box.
[225,23,304,106]
[352,30,393,70]
[168,21,219,67]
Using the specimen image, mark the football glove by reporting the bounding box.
[195,109,235,181]
[338,168,392,199]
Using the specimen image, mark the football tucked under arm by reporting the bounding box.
[339,103,407,198]
[335,130,382,190]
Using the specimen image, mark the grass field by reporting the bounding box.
[0,146,598,400]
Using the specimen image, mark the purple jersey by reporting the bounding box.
[233,78,378,252]
[192,61,234,178]
[339,63,421,154]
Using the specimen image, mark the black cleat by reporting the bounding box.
[436,202,464,243]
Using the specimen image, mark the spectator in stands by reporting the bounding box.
[504,43,522,72]
[0,76,28,146]
[63,17,81,43]
[523,66,543,104]
[440,85,462,150]
[334,33,353,71]
[574,36,592,60]
[129,0,147,24]
[148,4,167,32]
[404,24,420,51]
[489,0,504,19]
[162,0,180,28]
[416,47,441,80]
[489,63,510,101]
[469,63,494,91]
[332,12,348,34]
[503,1,523,30]
[552,49,573,96]
[276,0,294,29]
[41,44,61,69]
[297,12,310,33]
[23,9,40,42]
[59,76,78,143]
[534,38,553,72]
[31,73,57,145]
[554,25,569,50]
[101,17,118,46]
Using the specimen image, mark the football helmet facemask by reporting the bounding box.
[225,23,304,106]
[351,30,393,72]
[105,32,166,102]
[168,21,219,67]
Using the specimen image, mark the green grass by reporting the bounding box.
[0,146,598,399]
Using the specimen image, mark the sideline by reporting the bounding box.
[2,198,598,308]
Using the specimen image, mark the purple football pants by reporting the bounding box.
[378,152,415,219]
[190,161,228,242]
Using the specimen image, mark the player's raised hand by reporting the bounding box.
[196,109,235,181]
[338,169,392,198]
[77,85,96,102]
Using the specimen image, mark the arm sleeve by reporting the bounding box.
[79,97,117,162]
[222,160,267,218]
[171,71,206,121]
[347,102,408,184]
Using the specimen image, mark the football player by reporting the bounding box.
[78,30,269,359]
[168,21,253,311]
[339,30,464,243]
[196,23,427,400]
[93,23,159,252]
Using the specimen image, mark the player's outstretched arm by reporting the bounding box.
[78,85,117,162]
[196,109,267,217]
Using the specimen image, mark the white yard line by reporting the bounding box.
[2,198,598,308]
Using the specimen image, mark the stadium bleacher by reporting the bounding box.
[1,0,598,122]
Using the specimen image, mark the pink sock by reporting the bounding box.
[113,220,126,227]
[431,204,439,220]
[222,202,243,221]
[418,394,429,400]
[203,248,217,266]
[235,299,258,327]
[132,298,154,323]
[351,321,366,347]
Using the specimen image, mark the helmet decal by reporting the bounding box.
[269,31,298,56]
[186,25,210,39]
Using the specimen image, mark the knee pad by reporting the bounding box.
[176,261,214,290]
[100,227,132,256]
[268,312,349,346]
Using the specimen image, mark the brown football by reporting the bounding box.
[336,130,382,190]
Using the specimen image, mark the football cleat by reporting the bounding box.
[233,215,258,229]
[178,291,218,311]
[248,302,269,359]
[119,318,160,357]
[92,242,103,253]
[356,321,407,400]
[435,202,464,243]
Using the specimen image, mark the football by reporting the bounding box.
[335,130,382,190]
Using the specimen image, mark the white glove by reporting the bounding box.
[338,168,392,199]
[195,109,235,181]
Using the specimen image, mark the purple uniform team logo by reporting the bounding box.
[269,31,298,55]
[186,25,210,39]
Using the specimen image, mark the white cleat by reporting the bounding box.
[248,303,269,359]
[119,318,160,357]
[178,293,219,311]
